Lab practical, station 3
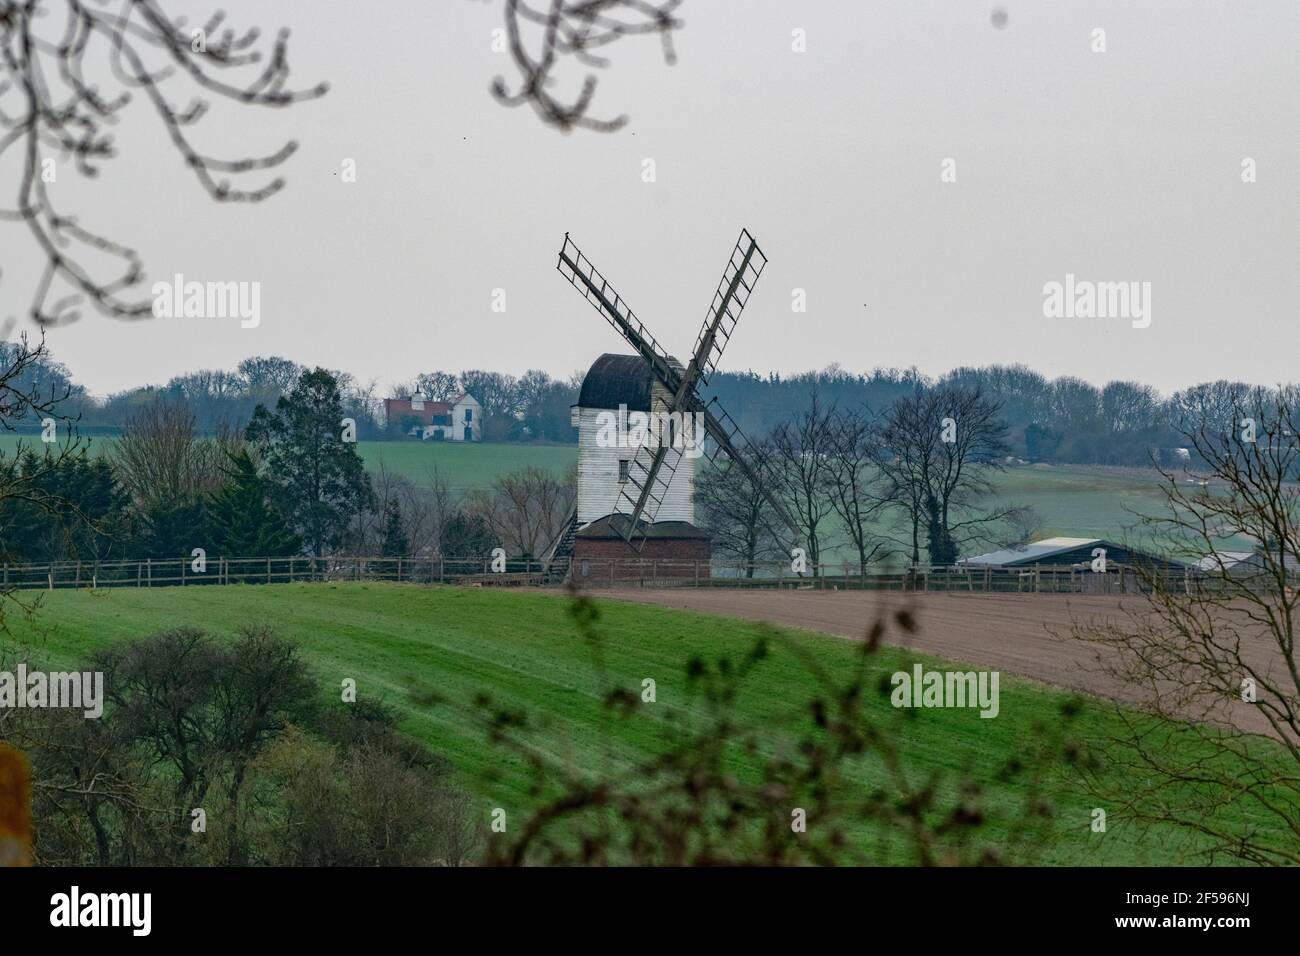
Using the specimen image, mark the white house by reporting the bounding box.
[383,393,481,441]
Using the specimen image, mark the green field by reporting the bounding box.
[2,582,1283,865]
[0,434,578,497]
[993,465,1171,539]
[2,433,1244,550]
[355,440,575,495]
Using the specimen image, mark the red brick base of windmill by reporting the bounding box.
[571,516,711,583]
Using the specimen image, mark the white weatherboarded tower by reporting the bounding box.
[570,353,696,525]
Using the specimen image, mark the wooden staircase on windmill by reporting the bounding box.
[541,510,581,583]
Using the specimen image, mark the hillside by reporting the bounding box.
[2,582,1285,864]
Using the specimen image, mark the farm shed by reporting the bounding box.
[961,537,1185,570]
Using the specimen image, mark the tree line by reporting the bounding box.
[2,335,1290,570]
[42,353,580,444]
[0,339,576,567]
[20,342,1292,464]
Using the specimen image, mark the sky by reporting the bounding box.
[2,0,1297,398]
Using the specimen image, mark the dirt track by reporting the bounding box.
[601,589,1277,734]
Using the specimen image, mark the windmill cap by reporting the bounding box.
[576,353,654,411]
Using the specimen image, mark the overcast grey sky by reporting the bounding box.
[4,0,1297,397]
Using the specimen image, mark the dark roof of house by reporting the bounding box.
[576,353,654,411]
[576,514,710,540]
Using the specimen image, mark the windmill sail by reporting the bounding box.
[609,410,693,539]
[619,230,767,535]
[557,235,682,393]
[697,398,803,547]
[558,234,691,544]
[690,229,767,385]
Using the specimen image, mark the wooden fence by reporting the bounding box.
[0,555,1289,596]
[0,556,553,590]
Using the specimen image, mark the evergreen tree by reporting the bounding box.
[925,492,958,566]
[379,500,409,557]
[137,499,208,558]
[439,511,497,558]
[0,449,130,562]
[206,449,302,557]
[245,368,374,556]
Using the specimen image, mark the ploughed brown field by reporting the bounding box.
[601,589,1285,736]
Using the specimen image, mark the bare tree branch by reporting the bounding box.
[0,1,325,324]
[491,0,682,132]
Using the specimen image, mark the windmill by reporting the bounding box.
[543,228,802,572]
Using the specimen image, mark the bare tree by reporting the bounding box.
[880,385,1029,567]
[1165,380,1268,438]
[825,407,893,573]
[354,462,440,557]
[492,0,682,132]
[877,388,935,567]
[1100,380,1160,433]
[413,371,460,403]
[769,387,837,575]
[237,356,302,397]
[696,444,780,576]
[112,398,225,508]
[425,462,458,554]
[1072,392,1300,864]
[0,330,68,426]
[467,464,575,558]
[929,385,1020,558]
[0,2,325,324]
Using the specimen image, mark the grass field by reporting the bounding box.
[356,440,575,495]
[0,434,578,497]
[2,582,1284,865]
